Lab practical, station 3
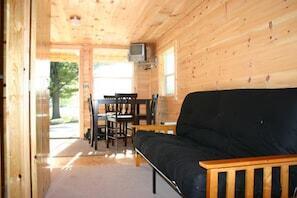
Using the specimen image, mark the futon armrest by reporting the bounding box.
[200,154,297,198]
[199,154,297,170]
[131,124,176,135]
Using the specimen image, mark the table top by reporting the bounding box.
[93,98,153,123]
[94,98,151,105]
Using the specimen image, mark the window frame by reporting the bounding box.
[163,47,176,96]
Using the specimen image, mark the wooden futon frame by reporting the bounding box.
[133,124,297,198]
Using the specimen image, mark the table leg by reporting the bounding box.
[146,101,152,124]
[136,104,140,124]
[94,101,98,150]
[153,168,156,194]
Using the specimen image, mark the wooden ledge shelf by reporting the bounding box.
[131,124,176,134]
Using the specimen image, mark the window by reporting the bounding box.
[93,62,134,99]
[163,47,175,95]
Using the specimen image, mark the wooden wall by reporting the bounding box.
[5,0,32,197]
[50,52,79,63]
[150,0,297,122]
[134,66,151,99]
[80,46,93,137]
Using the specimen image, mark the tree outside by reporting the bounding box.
[49,62,79,120]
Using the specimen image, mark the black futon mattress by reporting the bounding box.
[134,88,297,198]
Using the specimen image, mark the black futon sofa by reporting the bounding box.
[134,88,297,198]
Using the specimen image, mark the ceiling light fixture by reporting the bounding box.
[69,15,81,26]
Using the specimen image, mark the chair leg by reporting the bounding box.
[90,127,94,147]
[95,128,99,150]
[124,122,127,146]
[115,123,118,153]
[120,123,123,146]
[112,122,115,146]
[153,168,156,194]
[88,128,91,144]
[94,125,98,151]
[106,122,109,148]
[131,125,135,145]
[89,124,93,146]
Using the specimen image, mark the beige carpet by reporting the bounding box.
[50,138,133,157]
[48,136,180,198]
[46,158,180,198]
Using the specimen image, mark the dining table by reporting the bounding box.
[91,98,152,150]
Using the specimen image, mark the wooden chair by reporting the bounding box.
[150,94,158,124]
[132,94,159,144]
[104,95,116,114]
[136,94,158,124]
[104,95,116,147]
[88,94,106,150]
[106,93,137,151]
[88,94,95,145]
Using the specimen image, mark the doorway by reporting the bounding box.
[49,60,80,157]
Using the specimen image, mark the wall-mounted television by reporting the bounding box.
[128,43,146,63]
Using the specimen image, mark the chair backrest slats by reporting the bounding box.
[115,93,137,120]
[104,95,116,113]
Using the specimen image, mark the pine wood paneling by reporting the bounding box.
[93,48,129,63]
[133,65,151,99]
[50,52,79,63]
[80,46,93,137]
[152,0,297,122]
[5,0,31,197]
[50,0,204,45]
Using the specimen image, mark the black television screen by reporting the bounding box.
[129,43,146,62]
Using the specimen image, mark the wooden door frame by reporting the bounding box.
[4,0,32,197]
[30,0,51,197]
[0,0,5,196]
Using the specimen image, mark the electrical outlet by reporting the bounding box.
[83,83,89,88]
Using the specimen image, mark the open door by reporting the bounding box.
[30,0,51,197]
[2,0,50,197]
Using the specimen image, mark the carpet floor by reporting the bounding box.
[50,138,133,157]
[46,157,180,198]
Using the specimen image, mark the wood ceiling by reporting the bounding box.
[50,0,203,46]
